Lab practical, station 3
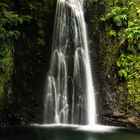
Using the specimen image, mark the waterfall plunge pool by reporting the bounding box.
[0,125,140,140]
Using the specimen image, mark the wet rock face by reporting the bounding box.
[85,1,140,128]
[85,1,114,125]
[0,1,56,126]
[98,113,140,128]
[11,15,56,125]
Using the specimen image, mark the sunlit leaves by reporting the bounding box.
[101,6,128,27]
[108,30,116,37]
[124,20,140,39]
[0,3,31,42]
[102,0,140,112]
[117,53,140,109]
[117,54,140,80]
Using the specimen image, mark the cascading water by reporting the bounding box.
[44,0,96,126]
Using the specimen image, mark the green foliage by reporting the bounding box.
[102,0,140,113]
[15,1,48,18]
[0,2,32,99]
[0,2,31,42]
[123,19,140,54]
[13,1,49,48]
[108,30,116,37]
[117,54,140,80]
[125,20,140,40]
[0,0,50,100]
[0,45,13,98]
[0,47,13,75]
[101,6,128,27]
[117,53,140,110]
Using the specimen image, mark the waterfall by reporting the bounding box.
[44,0,96,126]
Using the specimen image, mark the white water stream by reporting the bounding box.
[44,0,96,126]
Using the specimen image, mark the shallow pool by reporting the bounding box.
[0,125,140,140]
